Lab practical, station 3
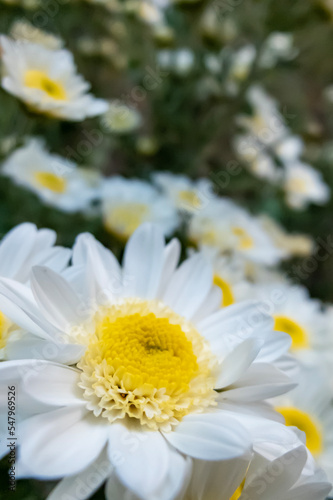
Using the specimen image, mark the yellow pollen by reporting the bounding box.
[24,70,67,100]
[77,299,217,431]
[178,190,202,210]
[213,275,234,307]
[274,315,309,350]
[34,172,67,193]
[232,226,254,250]
[0,311,11,350]
[277,406,323,456]
[104,203,149,241]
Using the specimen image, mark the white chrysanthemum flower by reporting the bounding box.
[0,224,296,499]
[101,101,142,134]
[0,36,108,121]
[1,138,101,213]
[0,223,71,360]
[233,135,281,182]
[188,198,286,266]
[152,172,214,213]
[283,162,330,210]
[158,48,195,76]
[274,364,333,492]
[101,177,179,240]
[235,282,329,362]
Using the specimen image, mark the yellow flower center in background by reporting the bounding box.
[34,172,67,193]
[178,190,202,210]
[232,226,254,250]
[274,315,309,350]
[78,299,217,431]
[104,203,149,241]
[277,406,323,456]
[287,177,308,194]
[213,275,234,307]
[24,70,67,100]
[0,311,11,350]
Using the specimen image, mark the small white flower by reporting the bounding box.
[1,138,101,213]
[101,177,180,240]
[259,32,298,68]
[9,20,63,50]
[101,101,142,134]
[0,36,108,121]
[152,171,214,213]
[188,198,286,266]
[283,162,330,210]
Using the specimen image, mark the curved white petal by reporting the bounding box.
[215,337,263,389]
[156,238,181,299]
[122,223,165,299]
[163,411,251,461]
[162,254,213,319]
[22,362,85,407]
[107,423,170,498]
[18,407,108,479]
[47,449,112,500]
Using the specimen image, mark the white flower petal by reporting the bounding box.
[162,254,213,319]
[18,407,108,479]
[31,266,87,330]
[107,423,170,498]
[122,223,165,299]
[215,337,263,389]
[163,411,251,461]
[47,449,112,500]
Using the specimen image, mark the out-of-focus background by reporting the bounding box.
[0,0,333,497]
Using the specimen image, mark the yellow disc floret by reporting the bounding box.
[277,406,323,456]
[34,172,67,193]
[104,203,149,241]
[24,70,67,100]
[232,226,254,250]
[77,299,217,431]
[274,315,309,350]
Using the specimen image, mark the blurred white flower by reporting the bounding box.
[158,48,195,76]
[1,138,101,213]
[10,20,63,50]
[0,36,108,121]
[152,171,214,213]
[283,162,330,210]
[101,176,180,240]
[260,32,298,68]
[101,101,142,134]
[188,198,286,266]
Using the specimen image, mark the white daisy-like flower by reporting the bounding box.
[9,20,63,50]
[101,177,180,240]
[0,222,71,360]
[101,101,142,134]
[0,223,296,499]
[273,364,333,492]
[188,198,286,266]
[1,138,101,213]
[0,36,108,121]
[283,162,330,210]
[235,281,329,363]
[233,135,280,182]
[152,172,214,213]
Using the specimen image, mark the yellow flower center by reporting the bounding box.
[274,315,309,350]
[24,70,67,100]
[178,190,202,210]
[77,299,217,431]
[277,406,323,456]
[232,226,254,250]
[34,172,67,193]
[287,177,308,194]
[104,203,149,240]
[213,275,234,307]
[0,311,11,350]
